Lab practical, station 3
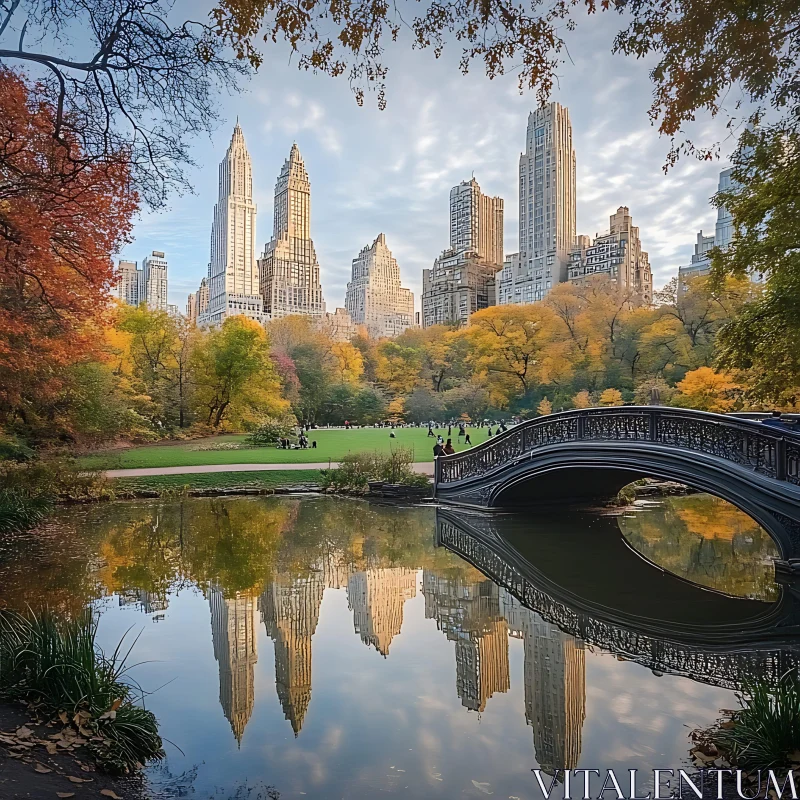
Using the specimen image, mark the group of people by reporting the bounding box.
[277,433,316,449]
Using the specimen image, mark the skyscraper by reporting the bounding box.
[450,178,504,265]
[114,253,168,311]
[142,251,168,311]
[344,233,414,338]
[203,123,266,327]
[568,206,653,305]
[499,103,576,304]
[258,144,326,319]
[187,277,209,324]
[422,178,504,328]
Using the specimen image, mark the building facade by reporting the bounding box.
[142,251,168,311]
[258,144,326,319]
[678,167,748,294]
[498,103,576,305]
[449,179,504,265]
[319,307,357,342]
[202,123,266,327]
[568,207,653,305]
[422,178,503,328]
[115,252,168,311]
[344,233,414,338]
[187,277,210,324]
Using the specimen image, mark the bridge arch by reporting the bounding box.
[434,407,800,559]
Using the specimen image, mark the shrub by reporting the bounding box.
[320,447,429,491]
[246,414,299,446]
[0,608,164,774]
[712,672,800,770]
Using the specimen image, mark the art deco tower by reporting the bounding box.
[516,103,577,301]
[203,122,266,326]
[344,234,414,339]
[258,144,326,319]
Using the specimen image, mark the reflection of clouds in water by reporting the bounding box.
[584,650,735,772]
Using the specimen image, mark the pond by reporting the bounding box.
[0,493,795,799]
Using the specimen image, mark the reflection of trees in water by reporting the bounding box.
[618,495,779,601]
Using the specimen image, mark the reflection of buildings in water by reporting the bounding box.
[118,588,169,615]
[421,571,510,711]
[347,567,417,656]
[504,592,586,774]
[260,575,325,735]
[209,587,258,745]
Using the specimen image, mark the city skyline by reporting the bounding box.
[118,22,737,312]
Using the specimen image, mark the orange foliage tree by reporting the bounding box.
[0,68,137,434]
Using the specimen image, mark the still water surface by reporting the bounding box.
[0,494,790,799]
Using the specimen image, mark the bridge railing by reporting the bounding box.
[435,406,800,487]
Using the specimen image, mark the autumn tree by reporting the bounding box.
[192,316,286,428]
[0,68,137,440]
[0,0,246,206]
[598,388,624,407]
[672,367,742,414]
[466,304,565,407]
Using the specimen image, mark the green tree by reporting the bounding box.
[192,316,285,428]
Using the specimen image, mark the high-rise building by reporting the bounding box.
[450,179,504,265]
[677,166,751,294]
[116,260,142,306]
[114,253,168,311]
[142,251,168,311]
[203,123,267,327]
[344,233,414,338]
[187,277,210,324]
[568,207,653,305]
[498,103,576,305]
[422,178,503,328]
[258,144,326,319]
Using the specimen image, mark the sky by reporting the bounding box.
[119,8,740,312]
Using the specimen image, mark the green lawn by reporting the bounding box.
[82,426,492,470]
[112,470,323,493]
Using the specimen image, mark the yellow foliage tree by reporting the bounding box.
[537,397,553,416]
[599,388,624,406]
[572,390,592,408]
[466,304,564,407]
[673,367,742,413]
[329,341,364,384]
[387,396,406,421]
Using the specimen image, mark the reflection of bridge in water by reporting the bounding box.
[434,408,800,559]
[435,508,800,691]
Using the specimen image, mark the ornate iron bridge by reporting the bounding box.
[433,407,800,558]
[436,509,800,690]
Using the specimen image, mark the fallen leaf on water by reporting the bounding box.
[472,780,493,795]
[100,791,123,799]
[58,712,69,725]
[16,726,33,739]
[56,794,76,799]
[46,742,58,755]
[34,763,53,774]
[66,776,92,783]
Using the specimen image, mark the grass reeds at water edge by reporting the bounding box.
[702,671,800,771]
[0,608,164,774]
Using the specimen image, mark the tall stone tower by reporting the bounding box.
[203,122,266,326]
[517,103,577,301]
[258,144,326,319]
[344,233,414,339]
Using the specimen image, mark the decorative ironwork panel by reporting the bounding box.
[656,415,779,479]
[787,442,800,487]
[584,412,649,441]
[523,417,579,449]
